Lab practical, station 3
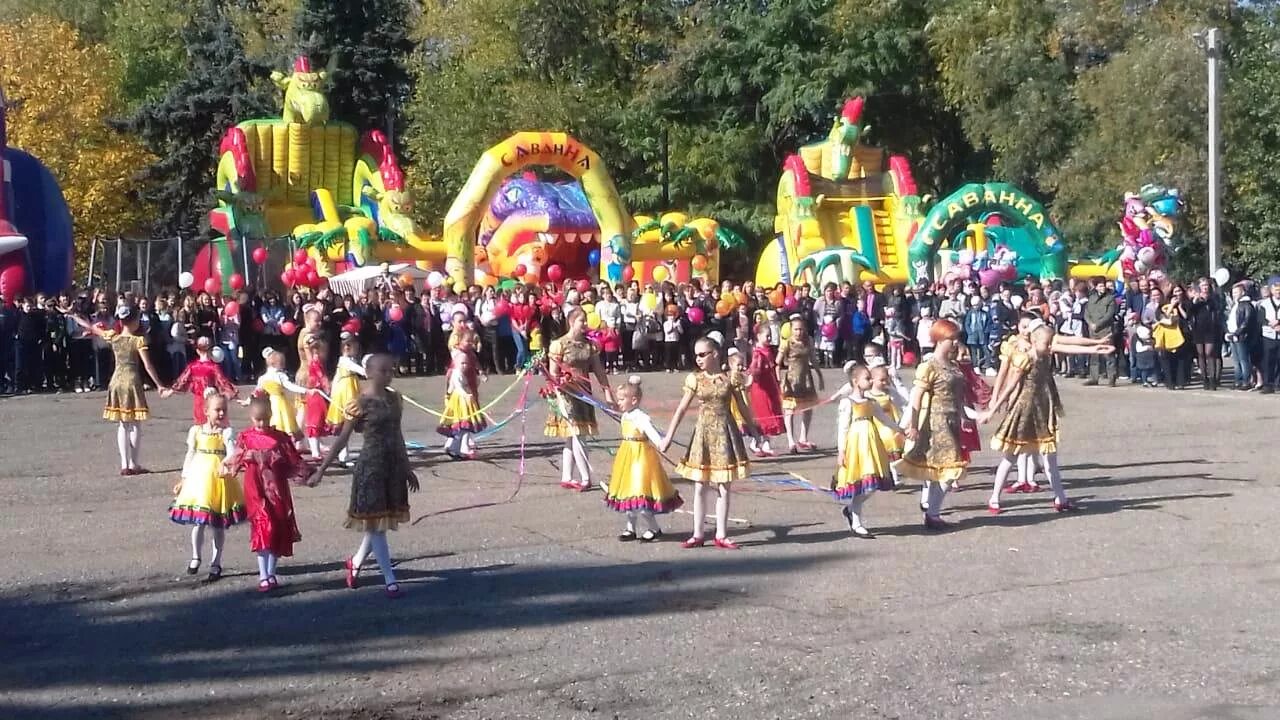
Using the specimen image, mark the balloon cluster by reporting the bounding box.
[281,249,324,289]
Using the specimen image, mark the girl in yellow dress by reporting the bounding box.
[604,376,682,542]
[869,364,907,486]
[169,391,246,581]
[833,365,903,539]
[437,332,487,459]
[246,348,308,439]
[325,335,366,465]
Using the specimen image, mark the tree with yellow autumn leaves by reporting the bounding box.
[0,16,153,273]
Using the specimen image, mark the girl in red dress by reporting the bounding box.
[161,336,237,425]
[302,338,333,460]
[746,323,784,457]
[225,393,309,593]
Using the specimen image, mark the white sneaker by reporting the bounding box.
[1118,375,1129,381]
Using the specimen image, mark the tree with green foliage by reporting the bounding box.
[289,0,414,138]
[115,0,275,239]
[104,0,192,107]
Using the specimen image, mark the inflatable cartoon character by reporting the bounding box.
[270,56,330,126]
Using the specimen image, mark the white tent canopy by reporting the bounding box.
[325,263,431,296]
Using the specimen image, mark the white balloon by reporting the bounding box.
[178,271,194,289]
[1134,259,1149,274]
[210,346,226,364]
[170,324,186,339]
[1137,246,1156,265]
[1009,295,1024,309]
[427,271,445,289]
[1213,267,1231,286]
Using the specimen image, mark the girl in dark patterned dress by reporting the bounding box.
[661,336,756,549]
[312,354,419,598]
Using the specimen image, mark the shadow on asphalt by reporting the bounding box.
[0,551,846,720]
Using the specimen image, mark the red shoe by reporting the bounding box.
[267,576,279,589]
[131,467,150,475]
[713,538,739,550]
[681,536,705,549]
[558,481,578,489]
[797,442,816,451]
[257,579,273,593]
[1054,500,1078,513]
[987,503,1002,515]
[1026,483,1045,493]
[119,468,132,477]
[573,482,591,492]
[344,557,359,589]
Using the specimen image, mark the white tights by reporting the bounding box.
[845,494,870,530]
[560,437,591,486]
[923,481,947,519]
[255,551,279,580]
[625,509,658,534]
[190,525,225,568]
[446,432,476,457]
[307,437,326,459]
[116,421,141,470]
[690,483,731,540]
[352,531,397,586]
[783,410,812,448]
[990,452,1067,506]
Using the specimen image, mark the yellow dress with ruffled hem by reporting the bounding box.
[544,336,600,438]
[169,427,246,528]
[326,361,360,427]
[260,374,299,435]
[990,350,1061,455]
[834,400,890,500]
[870,392,903,459]
[604,413,682,514]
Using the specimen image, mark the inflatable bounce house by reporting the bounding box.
[444,132,738,288]
[0,85,74,300]
[193,59,737,292]
[905,182,1068,286]
[191,56,448,294]
[756,97,925,288]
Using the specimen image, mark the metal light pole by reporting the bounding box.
[1204,28,1222,276]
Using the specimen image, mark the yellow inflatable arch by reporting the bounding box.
[442,131,635,285]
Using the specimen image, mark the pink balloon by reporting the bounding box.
[575,279,591,294]
[281,320,297,336]
[547,264,564,282]
[782,296,798,311]
[203,277,221,295]
[223,301,240,318]
[251,247,268,265]
[687,307,705,324]
[281,269,295,286]
[229,273,245,291]
[821,322,837,338]
[304,270,320,288]
[293,249,310,265]
[388,305,404,322]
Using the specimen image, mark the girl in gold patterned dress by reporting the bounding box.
[604,377,682,542]
[981,322,1113,514]
[776,316,822,453]
[661,337,756,549]
[71,306,169,476]
[311,354,419,599]
[896,319,967,530]
[545,308,614,491]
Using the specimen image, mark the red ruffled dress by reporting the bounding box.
[229,426,309,557]
[170,358,237,425]
[957,359,992,460]
[748,345,786,437]
[303,358,332,438]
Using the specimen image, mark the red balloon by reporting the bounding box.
[345,318,362,333]
[251,247,268,265]
[388,305,404,322]
[203,277,220,295]
[293,249,309,265]
[547,264,564,282]
[305,270,321,288]
[494,299,511,318]
[281,269,296,286]
[622,265,635,283]
[281,320,297,336]
[513,264,527,278]
[551,292,565,305]
[223,301,240,318]
[575,279,591,294]
[687,306,705,324]
[782,296,798,311]
[229,273,245,291]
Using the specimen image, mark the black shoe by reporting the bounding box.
[205,565,223,583]
[1082,380,1098,386]
[639,529,663,543]
[841,505,853,530]
[186,559,200,575]
[618,530,637,542]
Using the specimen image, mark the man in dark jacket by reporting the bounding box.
[1084,276,1118,386]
